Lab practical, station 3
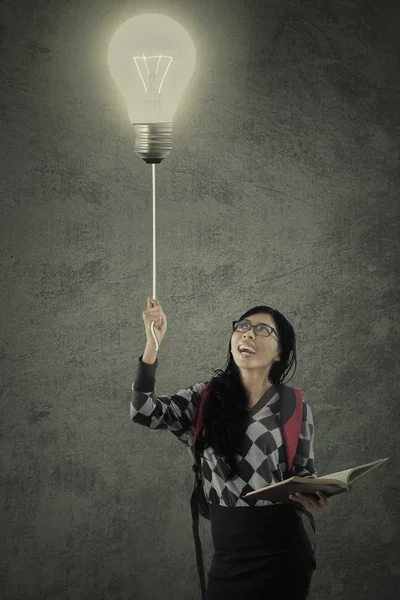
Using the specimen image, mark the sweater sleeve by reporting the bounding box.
[130,355,209,448]
[292,400,317,478]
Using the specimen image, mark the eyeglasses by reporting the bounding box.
[232,319,279,341]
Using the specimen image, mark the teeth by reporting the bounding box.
[239,346,255,354]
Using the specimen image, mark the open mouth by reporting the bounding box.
[239,347,256,357]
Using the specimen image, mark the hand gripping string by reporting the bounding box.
[150,163,160,352]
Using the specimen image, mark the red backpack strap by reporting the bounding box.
[192,382,211,463]
[280,385,303,472]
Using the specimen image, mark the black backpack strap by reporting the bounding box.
[299,507,317,569]
[304,508,316,540]
[190,473,207,600]
[190,385,210,600]
[280,384,317,569]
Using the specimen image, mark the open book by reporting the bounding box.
[242,457,390,503]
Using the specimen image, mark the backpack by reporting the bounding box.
[189,382,316,600]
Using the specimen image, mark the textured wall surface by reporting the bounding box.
[1,0,400,598]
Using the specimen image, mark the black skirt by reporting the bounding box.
[206,503,315,600]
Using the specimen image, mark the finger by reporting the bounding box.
[299,497,315,510]
[295,494,321,512]
[317,492,329,506]
[313,498,325,511]
[289,494,303,505]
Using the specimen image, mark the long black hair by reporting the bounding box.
[196,304,297,480]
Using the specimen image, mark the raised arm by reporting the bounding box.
[130,353,208,448]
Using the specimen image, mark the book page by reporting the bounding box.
[348,457,390,484]
[244,458,390,497]
[315,458,390,486]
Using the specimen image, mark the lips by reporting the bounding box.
[238,344,256,354]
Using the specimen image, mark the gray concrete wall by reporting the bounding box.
[1,0,399,598]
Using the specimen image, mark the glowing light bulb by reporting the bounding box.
[108,13,196,164]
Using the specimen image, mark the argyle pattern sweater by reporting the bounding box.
[130,356,317,510]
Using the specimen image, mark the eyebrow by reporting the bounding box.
[243,319,272,327]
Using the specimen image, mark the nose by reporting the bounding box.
[242,331,255,339]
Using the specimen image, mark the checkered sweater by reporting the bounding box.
[130,355,317,509]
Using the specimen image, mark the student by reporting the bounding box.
[131,297,330,600]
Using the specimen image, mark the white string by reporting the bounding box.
[150,162,160,352]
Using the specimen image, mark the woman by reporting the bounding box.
[131,297,330,600]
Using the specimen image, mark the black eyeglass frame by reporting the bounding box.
[232,319,279,341]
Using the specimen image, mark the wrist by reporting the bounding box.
[143,342,157,364]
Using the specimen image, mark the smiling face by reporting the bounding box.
[231,312,280,372]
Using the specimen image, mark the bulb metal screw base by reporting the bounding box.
[133,122,172,164]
